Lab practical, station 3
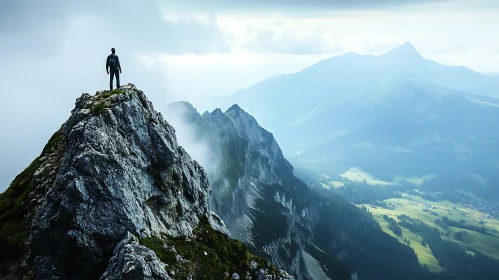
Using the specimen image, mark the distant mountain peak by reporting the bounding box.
[394,41,417,52]
[167,101,197,113]
[383,41,423,60]
[166,101,200,121]
[212,108,224,115]
[399,41,416,50]
[226,104,244,113]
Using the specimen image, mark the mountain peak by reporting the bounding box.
[226,104,243,113]
[166,101,200,121]
[383,41,423,60]
[399,41,416,50]
[167,101,197,112]
[212,107,224,115]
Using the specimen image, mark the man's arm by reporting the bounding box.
[106,56,109,74]
[117,56,122,72]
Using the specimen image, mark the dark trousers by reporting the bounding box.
[110,69,120,91]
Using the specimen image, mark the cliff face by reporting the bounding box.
[166,102,427,280]
[196,105,293,240]
[166,103,352,280]
[0,84,292,280]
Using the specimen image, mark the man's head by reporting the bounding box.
[111,48,115,54]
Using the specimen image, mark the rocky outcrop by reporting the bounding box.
[28,84,216,279]
[0,84,291,280]
[101,232,172,280]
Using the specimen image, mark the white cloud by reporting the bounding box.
[213,5,499,69]
[242,24,342,55]
[0,0,232,56]
[158,0,462,13]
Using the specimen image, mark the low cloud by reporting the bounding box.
[161,103,222,183]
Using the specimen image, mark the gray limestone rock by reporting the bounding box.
[27,84,222,279]
[100,232,172,280]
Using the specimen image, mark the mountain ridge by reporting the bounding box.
[165,101,442,280]
[190,100,499,280]
[221,42,499,158]
[0,84,294,280]
[230,42,498,106]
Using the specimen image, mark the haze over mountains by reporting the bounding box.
[164,69,499,279]
[165,101,429,280]
[224,42,499,147]
[219,42,499,201]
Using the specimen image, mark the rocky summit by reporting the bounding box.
[0,84,293,280]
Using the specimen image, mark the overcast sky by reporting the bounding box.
[1,0,498,192]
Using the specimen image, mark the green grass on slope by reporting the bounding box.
[93,89,125,115]
[0,129,65,265]
[99,89,124,99]
[140,216,281,279]
[362,194,499,272]
[447,227,499,259]
[0,157,42,260]
[92,102,109,115]
[371,212,444,273]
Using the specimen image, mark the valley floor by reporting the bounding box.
[358,194,499,273]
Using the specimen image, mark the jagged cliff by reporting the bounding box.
[166,102,426,280]
[195,104,293,241]
[166,102,353,280]
[0,84,293,280]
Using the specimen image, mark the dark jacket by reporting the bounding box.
[106,54,122,71]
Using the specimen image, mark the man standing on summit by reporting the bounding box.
[106,48,122,91]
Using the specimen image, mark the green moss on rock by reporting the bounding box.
[0,157,41,261]
[140,216,281,279]
[42,130,64,155]
[0,129,65,263]
[100,89,124,99]
[92,89,125,114]
[92,102,108,115]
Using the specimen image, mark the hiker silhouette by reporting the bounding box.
[106,48,122,91]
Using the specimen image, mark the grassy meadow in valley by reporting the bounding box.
[296,165,499,275]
